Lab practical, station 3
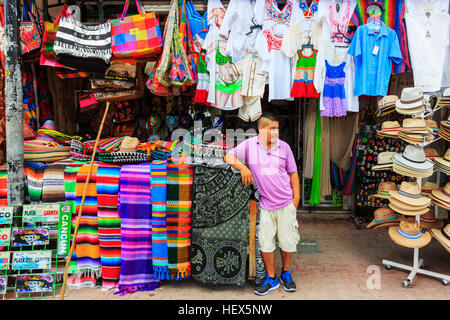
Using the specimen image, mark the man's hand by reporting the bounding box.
[292,197,300,209]
[240,166,254,186]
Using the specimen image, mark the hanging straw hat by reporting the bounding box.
[377,121,400,138]
[419,209,444,230]
[434,149,450,175]
[421,181,438,195]
[388,217,431,248]
[389,181,431,208]
[393,144,433,172]
[395,87,425,110]
[430,223,450,253]
[372,181,398,199]
[372,152,397,171]
[367,207,402,230]
[377,95,398,116]
[392,162,434,178]
[431,182,450,204]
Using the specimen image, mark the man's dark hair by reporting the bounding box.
[257,113,278,128]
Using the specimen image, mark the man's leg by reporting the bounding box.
[280,250,292,272]
[261,251,275,277]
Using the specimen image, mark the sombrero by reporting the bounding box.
[372,181,397,199]
[389,181,431,207]
[419,209,444,230]
[430,224,450,253]
[367,207,402,230]
[388,218,431,249]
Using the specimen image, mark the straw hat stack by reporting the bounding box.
[388,181,431,216]
[372,152,397,171]
[377,95,398,116]
[393,144,434,178]
[397,118,434,146]
[438,116,450,141]
[372,181,398,199]
[421,181,438,196]
[424,148,439,160]
[429,182,450,210]
[430,223,450,253]
[434,149,450,175]
[425,120,439,135]
[395,87,426,115]
[367,207,402,230]
[419,209,444,230]
[437,88,450,108]
[388,217,431,249]
[377,121,400,139]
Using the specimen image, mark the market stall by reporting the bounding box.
[0,0,448,299]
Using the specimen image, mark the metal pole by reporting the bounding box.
[4,0,24,205]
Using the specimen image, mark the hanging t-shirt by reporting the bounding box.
[347,21,402,97]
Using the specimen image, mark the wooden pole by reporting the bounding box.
[248,199,257,280]
[59,102,110,300]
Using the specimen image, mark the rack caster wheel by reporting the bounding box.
[385,265,392,270]
[442,280,448,286]
[402,280,413,288]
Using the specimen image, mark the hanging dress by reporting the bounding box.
[321,60,347,118]
[290,49,319,98]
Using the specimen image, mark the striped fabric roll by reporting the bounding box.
[75,163,101,272]
[151,160,169,280]
[115,163,160,295]
[24,161,49,202]
[96,164,122,289]
[166,162,193,280]
[42,164,68,202]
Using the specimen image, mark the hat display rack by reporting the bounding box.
[379,87,450,288]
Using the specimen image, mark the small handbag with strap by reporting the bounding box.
[40,2,69,59]
[20,0,44,55]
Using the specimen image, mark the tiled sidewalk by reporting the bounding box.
[59,218,450,300]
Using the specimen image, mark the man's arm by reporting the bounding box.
[224,153,254,186]
[289,172,300,208]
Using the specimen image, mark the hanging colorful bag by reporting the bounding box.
[40,2,69,59]
[54,2,112,74]
[111,0,163,59]
[20,0,44,55]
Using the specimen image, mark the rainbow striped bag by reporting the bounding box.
[111,0,163,59]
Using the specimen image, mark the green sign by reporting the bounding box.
[57,203,73,256]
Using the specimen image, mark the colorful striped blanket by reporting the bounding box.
[115,163,160,295]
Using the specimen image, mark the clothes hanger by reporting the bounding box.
[332,24,351,45]
[245,17,262,36]
[302,35,314,51]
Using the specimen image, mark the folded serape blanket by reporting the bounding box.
[42,164,68,202]
[115,163,160,295]
[151,160,169,280]
[24,161,48,202]
[96,164,122,289]
[167,162,194,280]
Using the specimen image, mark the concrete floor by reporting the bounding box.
[59,218,450,300]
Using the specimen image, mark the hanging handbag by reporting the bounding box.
[40,3,69,59]
[54,1,112,74]
[90,59,137,89]
[20,0,44,55]
[111,0,163,59]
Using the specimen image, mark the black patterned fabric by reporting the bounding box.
[191,166,251,287]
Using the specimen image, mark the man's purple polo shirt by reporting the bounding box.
[229,136,298,211]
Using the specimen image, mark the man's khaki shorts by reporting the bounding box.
[258,202,300,253]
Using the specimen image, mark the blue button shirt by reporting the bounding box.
[348,22,402,97]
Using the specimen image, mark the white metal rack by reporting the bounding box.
[381,104,450,288]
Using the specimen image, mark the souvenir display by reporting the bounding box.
[15,275,54,293]
[11,228,50,247]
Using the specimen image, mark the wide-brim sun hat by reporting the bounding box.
[388,195,430,212]
[393,162,434,178]
[430,224,450,253]
[431,182,450,204]
[388,218,431,249]
[367,207,402,229]
[372,152,397,171]
[372,181,398,199]
[419,209,444,230]
[388,201,430,216]
[395,105,425,115]
[393,152,433,171]
[389,181,431,207]
[395,87,425,110]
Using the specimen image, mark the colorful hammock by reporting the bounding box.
[331,135,358,196]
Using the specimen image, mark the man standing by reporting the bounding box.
[224,113,300,296]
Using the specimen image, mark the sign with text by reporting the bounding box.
[11,228,50,247]
[57,203,73,256]
[12,251,52,270]
[0,228,11,246]
[0,252,9,270]
[0,206,14,224]
[15,274,54,293]
[23,204,61,223]
[0,277,6,295]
